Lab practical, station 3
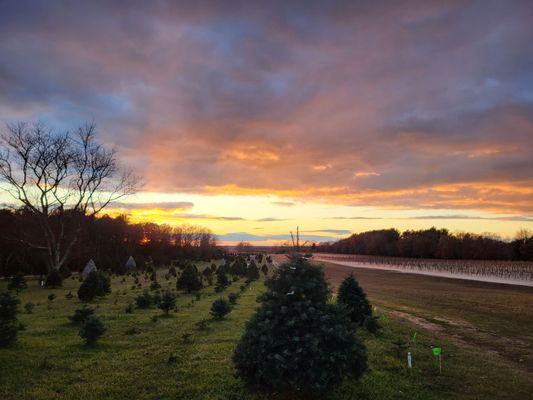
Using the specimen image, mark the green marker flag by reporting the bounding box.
[432,347,442,356]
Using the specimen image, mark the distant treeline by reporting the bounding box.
[0,209,222,277]
[314,228,533,261]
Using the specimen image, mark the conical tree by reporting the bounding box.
[215,269,230,290]
[337,274,372,326]
[246,260,260,281]
[176,264,203,292]
[233,256,367,394]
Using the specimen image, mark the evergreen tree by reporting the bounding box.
[215,268,230,291]
[0,291,20,347]
[45,269,63,288]
[79,315,106,345]
[230,257,248,276]
[77,271,111,302]
[176,264,203,292]
[246,260,260,281]
[210,298,231,319]
[233,256,367,394]
[158,291,177,315]
[337,274,372,326]
[7,272,27,293]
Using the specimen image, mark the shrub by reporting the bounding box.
[176,264,203,292]
[69,305,95,324]
[150,281,161,291]
[59,265,72,278]
[47,293,56,302]
[246,261,260,281]
[150,271,157,282]
[230,257,248,276]
[24,302,35,314]
[233,256,367,394]
[8,272,27,293]
[158,291,177,315]
[228,293,238,305]
[168,266,177,277]
[135,290,154,308]
[45,269,63,288]
[215,269,230,291]
[364,315,381,334]
[210,298,231,319]
[79,315,106,345]
[261,264,268,276]
[0,291,20,347]
[77,271,111,302]
[337,274,372,326]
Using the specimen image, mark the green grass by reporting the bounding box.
[1,262,532,399]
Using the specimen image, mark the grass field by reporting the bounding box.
[1,258,533,399]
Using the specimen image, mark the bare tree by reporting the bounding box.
[0,122,140,272]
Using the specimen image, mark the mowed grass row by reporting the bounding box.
[1,262,532,399]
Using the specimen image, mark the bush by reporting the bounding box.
[364,315,381,334]
[47,293,56,302]
[228,293,238,305]
[77,271,111,302]
[233,256,367,394]
[261,264,268,276]
[215,269,230,291]
[45,269,63,288]
[150,281,161,291]
[0,291,20,347]
[176,264,203,292]
[8,272,27,293]
[24,302,35,314]
[158,291,177,315]
[246,261,260,281]
[59,265,72,279]
[337,274,372,326]
[210,298,231,319]
[79,315,105,345]
[69,305,95,324]
[168,266,177,277]
[230,257,248,276]
[135,290,155,308]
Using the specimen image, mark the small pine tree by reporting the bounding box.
[79,315,106,345]
[0,291,20,347]
[210,298,231,319]
[215,268,230,291]
[176,264,203,292]
[7,272,27,293]
[135,290,154,308]
[158,291,177,315]
[69,305,95,324]
[230,257,248,276]
[260,264,268,276]
[45,269,63,288]
[77,271,111,302]
[337,274,372,326]
[228,293,238,305]
[246,261,260,281]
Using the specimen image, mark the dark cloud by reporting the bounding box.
[1,1,532,213]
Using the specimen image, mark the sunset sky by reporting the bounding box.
[1,1,532,244]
